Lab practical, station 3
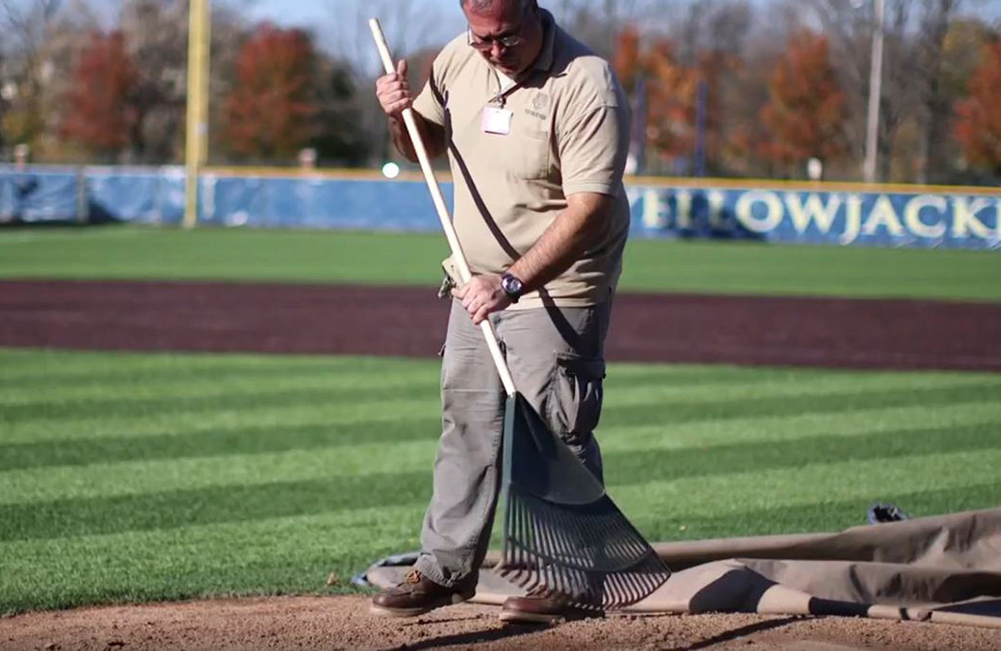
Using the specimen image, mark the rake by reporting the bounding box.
[368,19,670,611]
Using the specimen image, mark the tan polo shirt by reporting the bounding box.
[412,10,632,309]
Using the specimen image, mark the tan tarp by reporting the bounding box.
[366,507,1001,628]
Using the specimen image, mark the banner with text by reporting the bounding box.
[628,185,1000,249]
[2,168,998,250]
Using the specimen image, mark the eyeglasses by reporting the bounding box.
[467,28,525,51]
[466,4,532,51]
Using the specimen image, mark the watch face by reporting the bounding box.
[503,275,523,295]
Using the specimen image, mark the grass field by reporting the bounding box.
[2,349,1000,614]
[1,226,1000,615]
[1,225,999,300]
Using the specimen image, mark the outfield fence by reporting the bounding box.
[1,165,999,250]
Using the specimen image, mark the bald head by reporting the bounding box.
[462,0,543,76]
[461,0,531,16]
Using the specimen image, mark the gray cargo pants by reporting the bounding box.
[414,298,611,588]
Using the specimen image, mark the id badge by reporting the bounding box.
[481,106,513,135]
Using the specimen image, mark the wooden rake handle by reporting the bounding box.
[368,18,517,397]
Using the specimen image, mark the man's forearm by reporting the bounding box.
[389,112,446,163]
[507,193,611,293]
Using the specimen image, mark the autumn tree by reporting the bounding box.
[615,1,752,176]
[311,63,369,166]
[613,26,643,93]
[61,31,138,158]
[116,0,188,163]
[760,30,846,177]
[954,39,1001,177]
[0,0,65,157]
[221,24,318,162]
[614,26,699,172]
[645,41,700,168]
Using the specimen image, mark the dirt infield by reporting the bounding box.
[2,279,1000,371]
[4,597,1001,651]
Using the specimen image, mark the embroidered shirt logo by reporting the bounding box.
[526,92,551,120]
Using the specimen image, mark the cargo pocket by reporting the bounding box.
[548,353,606,446]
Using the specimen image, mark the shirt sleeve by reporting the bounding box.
[558,103,631,197]
[412,60,447,127]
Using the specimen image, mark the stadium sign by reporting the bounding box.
[629,186,1001,249]
[2,166,999,250]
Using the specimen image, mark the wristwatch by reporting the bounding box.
[500,273,525,303]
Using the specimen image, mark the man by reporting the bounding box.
[372,0,631,623]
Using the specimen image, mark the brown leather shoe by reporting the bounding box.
[370,570,476,617]
[499,587,603,624]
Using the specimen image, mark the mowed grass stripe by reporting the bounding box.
[1,480,997,614]
[3,344,992,416]
[4,365,993,412]
[603,383,1001,428]
[0,503,425,613]
[4,423,999,542]
[3,381,998,471]
[3,403,1000,505]
[0,361,787,401]
[601,401,1001,452]
[610,451,1001,538]
[1,346,991,399]
[630,482,1001,543]
[0,362,435,400]
[0,348,424,376]
[0,440,440,505]
[0,382,440,422]
[0,398,441,445]
[3,381,999,470]
[0,351,879,392]
[4,376,993,436]
[1,359,995,430]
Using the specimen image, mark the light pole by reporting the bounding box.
[184,0,211,229]
[854,0,885,184]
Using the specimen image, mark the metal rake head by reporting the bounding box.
[499,393,670,610]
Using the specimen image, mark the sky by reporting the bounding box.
[245,0,466,67]
[247,0,1001,24]
[247,0,465,35]
[248,0,459,24]
[245,0,1001,45]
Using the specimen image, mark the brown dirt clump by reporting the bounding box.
[3,597,1001,651]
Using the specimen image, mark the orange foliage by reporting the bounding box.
[61,31,138,155]
[613,27,699,163]
[613,26,643,93]
[954,40,1001,174]
[760,31,846,169]
[221,24,318,160]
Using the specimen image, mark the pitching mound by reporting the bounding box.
[3,596,1001,650]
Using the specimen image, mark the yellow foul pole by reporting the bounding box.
[184,0,211,229]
